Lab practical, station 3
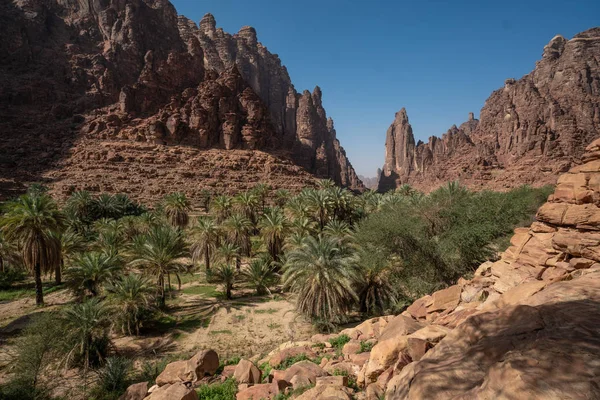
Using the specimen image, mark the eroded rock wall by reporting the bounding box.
[0,0,362,202]
[379,28,600,192]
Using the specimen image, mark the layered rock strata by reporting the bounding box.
[0,0,362,202]
[379,28,600,192]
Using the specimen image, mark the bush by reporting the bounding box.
[355,184,552,301]
[96,357,132,394]
[0,313,63,399]
[359,340,375,353]
[0,267,26,289]
[196,378,237,400]
[328,334,351,352]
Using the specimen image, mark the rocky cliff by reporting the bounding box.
[0,0,362,203]
[379,28,600,192]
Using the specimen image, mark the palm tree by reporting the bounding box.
[285,197,310,221]
[222,214,252,269]
[317,179,336,190]
[212,195,232,223]
[250,183,271,212]
[190,217,220,272]
[200,189,212,213]
[129,225,188,307]
[328,186,353,222]
[162,192,191,229]
[95,193,123,220]
[94,219,125,256]
[306,190,332,230]
[213,264,237,299]
[216,243,240,274]
[274,189,290,207]
[234,192,260,230]
[105,274,155,335]
[65,252,121,298]
[282,235,358,321]
[0,231,19,273]
[63,298,111,369]
[396,184,415,197]
[65,190,97,225]
[50,228,86,285]
[323,220,353,246]
[283,232,308,252]
[242,256,279,295]
[259,208,288,261]
[0,193,66,305]
[356,245,398,315]
[290,216,315,237]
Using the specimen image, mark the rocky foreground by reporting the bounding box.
[119,141,600,399]
[0,0,362,203]
[379,28,600,193]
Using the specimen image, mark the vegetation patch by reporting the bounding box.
[359,340,375,353]
[181,284,220,297]
[254,308,278,314]
[209,329,233,335]
[196,378,237,400]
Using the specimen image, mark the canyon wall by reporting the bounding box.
[0,0,362,203]
[379,28,600,192]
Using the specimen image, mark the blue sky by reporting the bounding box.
[171,0,599,177]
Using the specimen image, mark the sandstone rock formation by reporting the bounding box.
[0,0,362,203]
[379,28,600,192]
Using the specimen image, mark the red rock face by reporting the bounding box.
[0,1,363,202]
[379,28,600,192]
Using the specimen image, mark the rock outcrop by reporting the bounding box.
[379,28,600,192]
[377,138,600,398]
[0,0,362,203]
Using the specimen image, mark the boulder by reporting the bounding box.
[281,360,327,385]
[236,383,276,400]
[233,359,261,385]
[405,295,432,319]
[316,375,347,387]
[362,315,424,382]
[120,382,148,400]
[429,285,462,313]
[156,350,219,386]
[294,384,354,400]
[341,341,362,357]
[143,383,198,400]
[268,345,316,368]
[386,274,600,399]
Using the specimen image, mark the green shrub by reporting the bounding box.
[328,334,351,351]
[96,357,131,394]
[358,340,374,353]
[196,378,237,400]
[277,353,310,369]
[137,358,174,384]
[355,184,553,301]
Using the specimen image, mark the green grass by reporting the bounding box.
[196,378,237,400]
[329,334,351,351]
[254,308,278,314]
[181,284,220,297]
[267,322,281,330]
[332,369,358,390]
[208,329,232,335]
[0,282,65,302]
[151,313,210,334]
